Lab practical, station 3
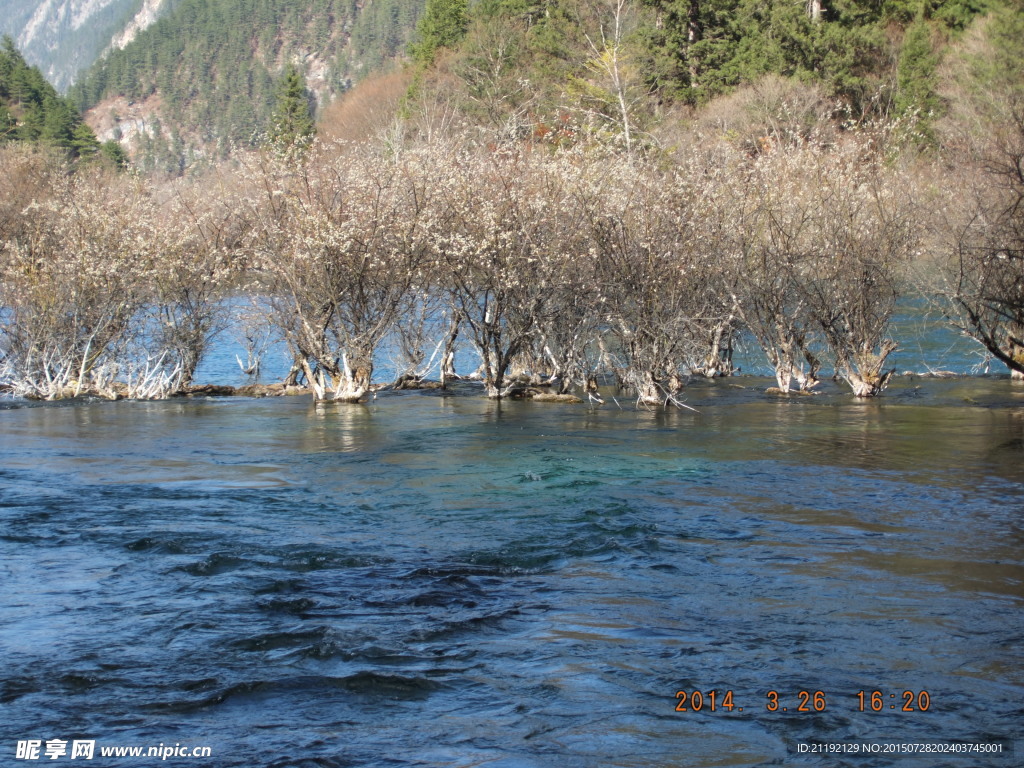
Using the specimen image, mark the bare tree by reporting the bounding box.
[433,148,548,398]
[243,142,431,401]
[940,109,1024,377]
[586,156,726,406]
[0,161,164,399]
[146,175,243,391]
[518,154,606,395]
[735,148,824,393]
[454,18,539,145]
[743,135,916,397]
[576,0,648,153]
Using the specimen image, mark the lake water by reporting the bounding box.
[1,367,1022,766]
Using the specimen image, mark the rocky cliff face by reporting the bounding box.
[109,0,165,49]
[0,0,168,90]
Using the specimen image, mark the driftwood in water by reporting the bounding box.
[235,383,309,397]
[391,373,444,391]
[530,392,584,403]
[178,384,237,396]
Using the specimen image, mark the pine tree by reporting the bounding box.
[70,122,102,158]
[268,63,316,148]
[100,140,130,168]
[0,103,15,142]
[410,0,468,65]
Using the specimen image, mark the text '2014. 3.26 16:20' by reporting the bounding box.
[673,690,933,713]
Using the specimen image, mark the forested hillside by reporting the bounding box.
[53,0,1021,171]
[0,36,123,163]
[0,0,162,92]
[395,0,1014,149]
[68,0,423,170]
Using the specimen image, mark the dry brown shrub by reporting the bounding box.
[0,145,66,242]
[688,75,838,153]
[318,69,413,144]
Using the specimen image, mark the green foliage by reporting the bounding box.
[410,0,468,63]
[896,18,942,143]
[0,102,14,141]
[633,0,990,111]
[0,36,102,160]
[100,139,130,169]
[347,0,423,78]
[269,64,316,149]
[70,122,102,158]
[967,0,1024,103]
[68,0,374,162]
[883,0,990,29]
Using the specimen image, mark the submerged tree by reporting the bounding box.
[734,156,824,393]
[147,177,243,389]
[942,108,1024,377]
[586,155,730,406]
[0,160,155,398]
[243,141,432,401]
[732,129,917,397]
[434,148,568,398]
[798,139,916,397]
[0,146,241,399]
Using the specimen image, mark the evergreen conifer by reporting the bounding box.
[269,63,316,149]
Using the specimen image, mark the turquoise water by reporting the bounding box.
[190,297,997,389]
[1,375,1022,766]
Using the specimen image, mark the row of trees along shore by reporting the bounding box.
[1,107,1022,404]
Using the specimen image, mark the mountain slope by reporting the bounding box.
[68,0,423,170]
[0,36,114,161]
[0,0,174,91]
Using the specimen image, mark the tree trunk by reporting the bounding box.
[301,358,328,400]
[687,0,702,87]
[773,361,793,394]
[1010,340,1024,380]
[333,351,372,402]
[1009,333,1024,380]
[283,356,304,387]
[699,320,734,377]
[840,340,897,397]
[636,371,662,406]
[440,312,461,388]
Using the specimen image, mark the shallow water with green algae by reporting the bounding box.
[1,376,1022,767]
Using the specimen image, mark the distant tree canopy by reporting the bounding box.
[409,0,997,124]
[633,0,991,108]
[0,36,110,162]
[895,16,942,142]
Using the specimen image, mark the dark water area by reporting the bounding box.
[2,375,1023,767]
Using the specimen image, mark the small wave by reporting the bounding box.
[154,672,442,712]
[125,536,193,554]
[0,677,39,704]
[276,549,383,572]
[257,596,319,615]
[408,606,524,642]
[176,553,254,576]
[230,627,334,653]
[254,578,308,595]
